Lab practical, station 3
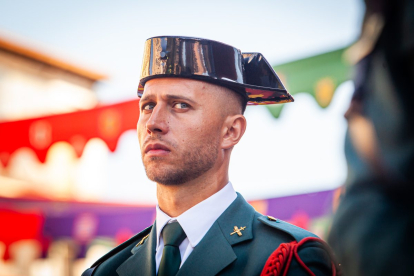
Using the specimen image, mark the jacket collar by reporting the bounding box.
[116,222,157,276]
[116,193,256,276]
[155,182,237,249]
[217,192,255,246]
[177,193,256,275]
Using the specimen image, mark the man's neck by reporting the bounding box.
[156,171,228,217]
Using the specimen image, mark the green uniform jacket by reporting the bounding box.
[83,194,333,276]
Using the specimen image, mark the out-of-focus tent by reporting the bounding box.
[0,99,139,166]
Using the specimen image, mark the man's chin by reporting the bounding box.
[146,172,186,186]
[144,164,182,184]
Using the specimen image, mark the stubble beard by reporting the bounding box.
[142,138,219,185]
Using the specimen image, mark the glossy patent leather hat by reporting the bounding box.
[138,36,294,105]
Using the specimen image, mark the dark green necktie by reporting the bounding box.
[158,221,187,276]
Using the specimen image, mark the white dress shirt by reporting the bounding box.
[155,182,237,274]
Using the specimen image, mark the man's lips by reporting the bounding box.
[144,143,171,156]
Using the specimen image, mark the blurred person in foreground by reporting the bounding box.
[328,0,414,275]
[83,36,337,276]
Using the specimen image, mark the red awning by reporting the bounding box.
[0,99,140,167]
[0,209,45,260]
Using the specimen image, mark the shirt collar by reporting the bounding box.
[155,182,237,249]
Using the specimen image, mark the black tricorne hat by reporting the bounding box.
[138,36,294,105]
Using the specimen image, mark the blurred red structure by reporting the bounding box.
[0,209,46,259]
[0,99,140,167]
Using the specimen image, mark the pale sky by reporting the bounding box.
[0,0,363,203]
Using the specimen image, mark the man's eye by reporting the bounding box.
[143,103,155,111]
[173,103,189,109]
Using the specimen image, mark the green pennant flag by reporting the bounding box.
[268,47,352,118]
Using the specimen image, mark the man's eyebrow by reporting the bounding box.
[164,94,196,104]
[140,93,197,104]
[140,95,152,103]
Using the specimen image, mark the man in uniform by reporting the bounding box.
[83,36,335,276]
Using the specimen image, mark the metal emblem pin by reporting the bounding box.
[267,215,277,222]
[135,234,150,247]
[230,226,246,236]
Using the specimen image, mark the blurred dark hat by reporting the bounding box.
[138,36,294,105]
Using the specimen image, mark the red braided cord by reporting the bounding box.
[260,237,337,276]
[260,241,296,276]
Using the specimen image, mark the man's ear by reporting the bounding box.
[221,115,247,149]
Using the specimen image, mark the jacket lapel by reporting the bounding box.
[116,223,157,276]
[176,221,236,276]
[177,193,256,276]
[216,193,255,247]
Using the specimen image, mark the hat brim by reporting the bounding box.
[138,75,294,105]
[138,36,294,105]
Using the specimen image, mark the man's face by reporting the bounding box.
[137,78,225,185]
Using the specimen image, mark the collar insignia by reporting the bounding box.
[230,226,246,237]
[135,234,150,247]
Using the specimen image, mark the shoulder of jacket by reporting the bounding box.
[257,214,318,242]
[89,225,153,268]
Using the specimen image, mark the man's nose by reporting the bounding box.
[146,105,169,135]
